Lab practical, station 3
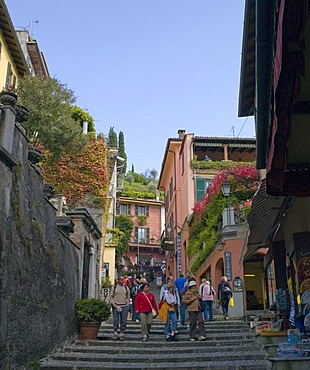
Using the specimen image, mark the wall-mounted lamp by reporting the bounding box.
[221,182,231,197]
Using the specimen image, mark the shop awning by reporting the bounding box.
[242,179,293,261]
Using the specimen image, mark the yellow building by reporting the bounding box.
[0,0,29,91]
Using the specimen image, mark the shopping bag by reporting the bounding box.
[229,297,234,307]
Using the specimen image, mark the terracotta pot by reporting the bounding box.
[78,321,100,340]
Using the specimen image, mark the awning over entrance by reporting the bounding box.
[242,179,293,261]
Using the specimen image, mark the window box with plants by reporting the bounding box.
[75,298,111,340]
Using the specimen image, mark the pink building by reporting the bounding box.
[117,196,165,272]
[158,130,256,288]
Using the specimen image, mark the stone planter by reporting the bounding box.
[28,147,44,165]
[15,105,29,123]
[0,90,17,108]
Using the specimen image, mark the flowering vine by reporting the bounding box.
[188,164,259,273]
[42,138,108,206]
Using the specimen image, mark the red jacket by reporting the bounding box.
[134,292,158,313]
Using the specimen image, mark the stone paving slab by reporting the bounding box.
[40,358,269,369]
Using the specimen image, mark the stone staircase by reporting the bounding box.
[40,318,269,369]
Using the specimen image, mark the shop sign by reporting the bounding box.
[177,233,181,272]
[224,252,232,281]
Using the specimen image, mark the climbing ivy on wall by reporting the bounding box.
[42,138,108,206]
[188,164,259,273]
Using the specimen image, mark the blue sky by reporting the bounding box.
[6,0,254,175]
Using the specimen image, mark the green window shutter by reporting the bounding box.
[146,206,149,217]
[135,205,138,216]
[128,204,131,215]
[5,62,11,89]
[196,178,206,202]
[134,227,138,241]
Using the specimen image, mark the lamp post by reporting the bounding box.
[221,182,232,225]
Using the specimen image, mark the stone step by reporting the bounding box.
[99,327,250,335]
[97,333,256,341]
[75,338,259,348]
[49,350,266,362]
[63,343,264,355]
[40,358,269,369]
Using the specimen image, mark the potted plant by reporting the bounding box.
[75,298,111,340]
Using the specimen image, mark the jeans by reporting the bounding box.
[188,311,206,339]
[164,309,177,335]
[221,295,230,317]
[180,302,186,325]
[113,305,130,333]
[202,300,213,321]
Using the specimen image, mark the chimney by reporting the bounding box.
[178,129,186,139]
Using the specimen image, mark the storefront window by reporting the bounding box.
[267,261,276,307]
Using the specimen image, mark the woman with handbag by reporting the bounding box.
[134,282,158,342]
[162,282,179,342]
[182,280,206,341]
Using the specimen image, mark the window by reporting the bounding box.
[135,205,149,216]
[5,62,12,89]
[134,227,150,244]
[196,178,211,202]
[117,203,131,215]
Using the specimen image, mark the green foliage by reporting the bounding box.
[188,194,226,258]
[75,298,111,322]
[107,126,117,148]
[17,76,87,159]
[71,106,95,132]
[118,131,127,174]
[190,159,255,170]
[138,215,147,226]
[132,172,145,184]
[115,214,134,257]
[121,189,156,199]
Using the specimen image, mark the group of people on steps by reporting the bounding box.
[109,273,233,342]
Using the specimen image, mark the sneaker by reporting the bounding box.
[142,335,148,342]
[119,335,125,341]
[135,319,139,322]
[187,324,190,331]
[166,336,173,342]
[112,334,118,340]
[199,336,206,341]
[170,335,178,341]
[190,338,196,342]
[225,316,228,320]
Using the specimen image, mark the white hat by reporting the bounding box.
[188,281,197,287]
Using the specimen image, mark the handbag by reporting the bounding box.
[230,297,234,307]
[143,292,157,318]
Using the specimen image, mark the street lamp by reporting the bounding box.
[221,182,232,225]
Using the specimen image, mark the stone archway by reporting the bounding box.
[215,257,224,287]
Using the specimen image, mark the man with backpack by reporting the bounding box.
[130,279,140,322]
[110,275,131,340]
[217,276,233,320]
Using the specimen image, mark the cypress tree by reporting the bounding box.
[118,131,127,174]
[107,126,117,148]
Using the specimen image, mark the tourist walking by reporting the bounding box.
[200,279,216,321]
[162,282,179,342]
[134,282,158,342]
[218,276,233,320]
[182,280,206,341]
[174,273,186,325]
[130,279,140,322]
[110,275,131,341]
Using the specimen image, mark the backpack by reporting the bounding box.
[131,285,139,297]
[221,285,231,295]
[112,285,130,299]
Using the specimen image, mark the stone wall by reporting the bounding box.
[0,104,80,368]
